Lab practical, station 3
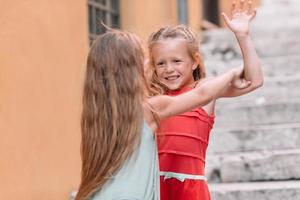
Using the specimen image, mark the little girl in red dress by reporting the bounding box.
[157,86,214,200]
[147,1,263,199]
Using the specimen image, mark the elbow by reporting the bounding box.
[257,79,264,88]
[255,77,264,88]
[251,78,264,90]
[250,70,264,90]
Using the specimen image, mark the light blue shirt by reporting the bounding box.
[91,122,160,200]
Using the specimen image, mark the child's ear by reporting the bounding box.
[192,63,198,70]
[192,53,201,70]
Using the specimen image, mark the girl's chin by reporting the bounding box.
[161,81,183,90]
[165,85,181,91]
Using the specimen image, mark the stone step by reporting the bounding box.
[251,0,300,21]
[255,39,300,57]
[201,36,300,59]
[253,10,300,24]
[205,55,300,77]
[262,0,300,6]
[208,149,300,182]
[209,180,300,200]
[207,123,300,153]
[214,99,300,128]
[252,27,300,41]
[217,77,300,106]
[256,7,300,17]
[252,23,300,36]
[202,26,300,42]
[255,15,300,24]
[201,28,300,47]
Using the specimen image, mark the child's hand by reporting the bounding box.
[231,67,251,89]
[221,0,257,36]
[232,77,251,89]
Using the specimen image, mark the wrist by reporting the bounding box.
[235,32,251,40]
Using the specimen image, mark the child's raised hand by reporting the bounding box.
[221,0,257,36]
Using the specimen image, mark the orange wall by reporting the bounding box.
[120,0,178,40]
[0,0,88,199]
[120,0,204,41]
[188,0,203,32]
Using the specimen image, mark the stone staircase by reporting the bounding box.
[201,0,300,199]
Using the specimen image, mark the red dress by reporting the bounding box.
[157,86,215,200]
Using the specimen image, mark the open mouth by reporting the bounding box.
[165,75,180,81]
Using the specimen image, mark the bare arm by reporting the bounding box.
[147,68,244,120]
[220,0,263,97]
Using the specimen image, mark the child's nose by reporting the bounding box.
[165,63,174,72]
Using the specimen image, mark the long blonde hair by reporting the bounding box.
[147,25,206,95]
[76,30,150,200]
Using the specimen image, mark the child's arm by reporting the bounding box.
[220,0,263,97]
[147,67,248,120]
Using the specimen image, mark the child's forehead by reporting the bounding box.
[157,37,187,44]
[154,38,188,48]
[152,38,189,52]
[151,39,191,59]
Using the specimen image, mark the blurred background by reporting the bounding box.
[1,0,300,199]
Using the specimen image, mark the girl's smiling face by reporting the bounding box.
[152,38,198,91]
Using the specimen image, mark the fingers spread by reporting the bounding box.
[231,1,237,16]
[247,1,253,14]
[240,0,246,12]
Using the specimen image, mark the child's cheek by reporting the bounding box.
[156,70,164,79]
